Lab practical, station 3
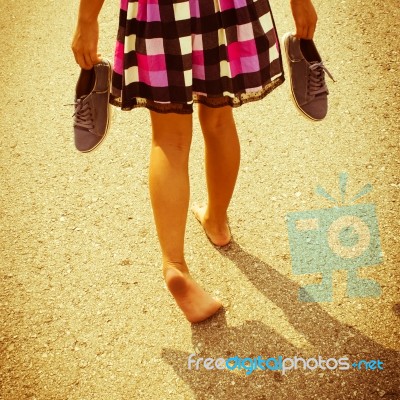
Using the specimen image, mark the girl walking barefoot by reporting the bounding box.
[72,0,317,323]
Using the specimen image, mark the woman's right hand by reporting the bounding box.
[71,20,102,70]
[290,0,318,40]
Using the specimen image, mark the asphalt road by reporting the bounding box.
[0,0,399,399]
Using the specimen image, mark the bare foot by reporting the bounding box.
[191,204,231,247]
[164,266,222,323]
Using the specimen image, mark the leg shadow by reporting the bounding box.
[162,240,399,399]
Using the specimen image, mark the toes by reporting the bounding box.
[187,301,223,323]
[191,203,206,223]
[191,203,231,246]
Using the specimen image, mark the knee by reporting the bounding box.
[198,105,234,138]
[152,129,192,154]
[151,112,192,153]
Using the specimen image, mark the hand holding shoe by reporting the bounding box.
[71,19,102,70]
[71,0,105,70]
[290,0,318,39]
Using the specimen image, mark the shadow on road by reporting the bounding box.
[162,241,399,399]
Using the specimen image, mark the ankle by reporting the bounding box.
[203,210,228,227]
[162,260,189,276]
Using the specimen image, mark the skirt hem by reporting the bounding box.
[109,74,285,114]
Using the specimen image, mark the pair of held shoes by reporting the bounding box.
[72,35,334,152]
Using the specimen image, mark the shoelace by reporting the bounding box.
[72,96,94,130]
[308,62,335,96]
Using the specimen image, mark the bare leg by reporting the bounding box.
[149,111,222,323]
[192,103,240,246]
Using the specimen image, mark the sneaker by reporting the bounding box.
[73,59,112,152]
[282,33,335,121]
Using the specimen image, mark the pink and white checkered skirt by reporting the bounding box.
[110,0,285,113]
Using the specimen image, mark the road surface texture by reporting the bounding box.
[0,0,399,399]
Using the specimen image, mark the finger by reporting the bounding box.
[83,53,94,70]
[91,54,102,66]
[75,53,88,70]
[308,22,317,40]
[72,45,90,69]
[71,46,80,66]
[72,52,79,67]
[295,25,306,39]
[294,18,307,38]
[294,22,300,37]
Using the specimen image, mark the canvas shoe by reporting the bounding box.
[283,33,335,121]
[73,59,112,152]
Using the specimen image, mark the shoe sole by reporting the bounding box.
[282,32,323,122]
[79,60,113,153]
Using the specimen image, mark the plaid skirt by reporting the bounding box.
[110,0,285,113]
